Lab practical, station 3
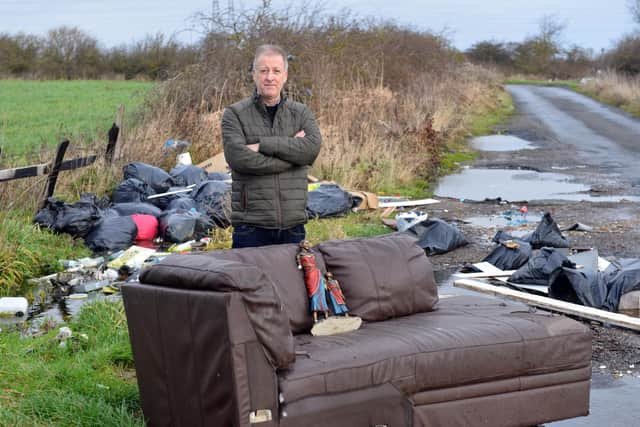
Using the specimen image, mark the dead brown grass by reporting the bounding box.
[580,71,640,115]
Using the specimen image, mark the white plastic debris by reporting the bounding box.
[0,297,28,317]
[56,327,73,342]
[395,211,429,232]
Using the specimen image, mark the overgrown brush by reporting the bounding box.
[580,71,640,116]
[123,2,502,192]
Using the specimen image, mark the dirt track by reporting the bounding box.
[426,84,640,380]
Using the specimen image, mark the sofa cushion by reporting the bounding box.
[278,295,591,404]
[203,243,325,334]
[317,233,438,321]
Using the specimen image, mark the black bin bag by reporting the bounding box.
[306,184,356,218]
[123,162,174,193]
[159,210,213,243]
[404,218,468,255]
[112,178,154,203]
[170,165,208,187]
[84,215,138,253]
[191,181,231,227]
[509,248,575,286]
[482,239,532,271]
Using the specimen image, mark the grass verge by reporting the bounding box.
[0,211,90,297]
[0,80,152,157]
[0,300,143,426]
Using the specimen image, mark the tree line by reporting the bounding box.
[466,10,640,78]
[3,6,640,81]
[0,26,198,80]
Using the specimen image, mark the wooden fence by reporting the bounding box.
[0,122,121,208]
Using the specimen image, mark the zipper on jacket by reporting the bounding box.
[271,105,283,228]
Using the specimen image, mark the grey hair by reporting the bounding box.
[253,44,288,71]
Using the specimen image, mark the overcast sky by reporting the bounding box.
[0,0,636,52]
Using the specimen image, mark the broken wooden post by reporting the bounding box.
[40,139,69,208]
[105,122,120,163]
[113,104,125,161]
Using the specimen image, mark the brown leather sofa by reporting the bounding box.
[123,233,591,427]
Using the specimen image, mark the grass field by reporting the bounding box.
[0,80,153,157]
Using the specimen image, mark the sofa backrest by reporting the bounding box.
[317,232,438,321]
[204,243,323,334]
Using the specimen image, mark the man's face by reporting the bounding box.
[253,53,288,103]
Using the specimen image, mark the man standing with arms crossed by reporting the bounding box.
[222,44,322,248]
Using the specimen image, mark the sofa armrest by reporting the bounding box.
[139,254,295,369]
[123,282,279,427]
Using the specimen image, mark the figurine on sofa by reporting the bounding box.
[325,272,349,316]
[296,240,329,323]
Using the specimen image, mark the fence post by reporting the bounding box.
[113,104,125,161]
[40,139,69,209]
[105,122,119,163]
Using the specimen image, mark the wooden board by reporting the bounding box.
[453,270,516,279]
[454,278,640,331]
[378,198,440,208]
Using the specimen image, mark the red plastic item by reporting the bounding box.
[519,206,528,214]
[131,214,159,241]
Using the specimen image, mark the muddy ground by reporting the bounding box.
[423,84,640,379]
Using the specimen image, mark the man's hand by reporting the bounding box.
[294,130,305,138]
[247,143,259,152]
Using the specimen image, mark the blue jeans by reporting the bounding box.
[232,224,306,248]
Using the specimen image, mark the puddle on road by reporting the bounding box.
[472,135,536,152]
[435,168,640,202]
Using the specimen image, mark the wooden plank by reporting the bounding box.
[453,270,516,279]
[454,278,640,331]
[378,198,440,208]
[40,139,69,208]
[0,163,49,181]
[59,155,97,171]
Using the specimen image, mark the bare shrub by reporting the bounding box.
[125,1,500,192]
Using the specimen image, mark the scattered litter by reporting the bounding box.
[123,162,175,193]
[599,365,607,369]
[404,218,468,255]
[71,279,110,294]
[84,215,138,253]
[0,297,28,317]
[131,214,159,241]
[112,178,154,203]
[395,211,429,232]
[191,180,231,227]
[377,198,439,208]
[528,212,569,249]
[68,293,88,300]
[34,194,103,238]
[562,223,594,232]
[159,210,213,243]
[482,239,532,271]
[510,248,574,286]
[169,164,208,187]
[306,183,356,218]
[107,246,157,270]
[56,326,72,339]
[112,202,162,218]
